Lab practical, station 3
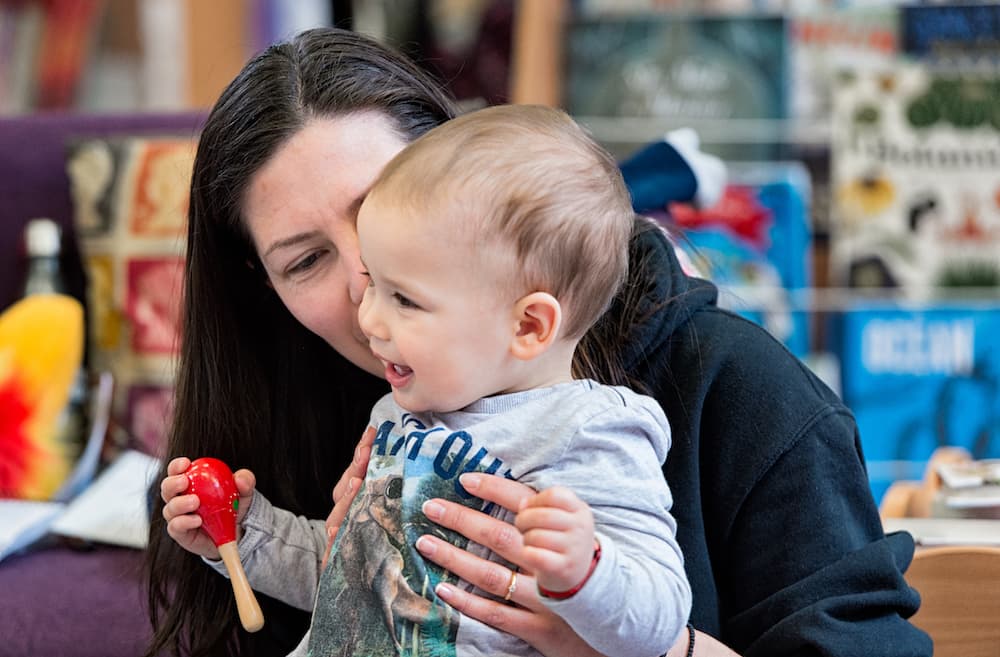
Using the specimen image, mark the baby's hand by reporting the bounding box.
[160,456,256,560]
[514,486,596,595]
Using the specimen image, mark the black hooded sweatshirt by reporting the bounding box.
[234,219,934,657]
[623,220,932,656]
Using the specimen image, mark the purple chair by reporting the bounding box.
[0,111,202,657]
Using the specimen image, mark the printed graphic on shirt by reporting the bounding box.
[307,414,514,657]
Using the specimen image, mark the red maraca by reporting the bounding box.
[185,457,265,632]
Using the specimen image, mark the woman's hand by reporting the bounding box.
[160,456,256,561]
[415,472,742,657]
[415,472,602,657]
[322,427,375,567]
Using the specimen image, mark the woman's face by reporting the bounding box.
[243,112,407,378]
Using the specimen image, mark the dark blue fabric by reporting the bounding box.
[622,225,932,657]
[619,140,699,213]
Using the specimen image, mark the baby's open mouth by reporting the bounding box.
[385,361,413,387]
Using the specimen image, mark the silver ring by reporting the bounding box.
[503,570,518,601]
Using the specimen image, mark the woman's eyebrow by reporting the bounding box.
[263,231,321,257]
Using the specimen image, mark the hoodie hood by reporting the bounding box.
[618,219,718,373]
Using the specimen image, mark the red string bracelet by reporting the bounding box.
[538,540,602,600]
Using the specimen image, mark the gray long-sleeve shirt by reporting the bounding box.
[213,379,690,657]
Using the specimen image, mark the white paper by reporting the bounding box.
[0,499,65,561]
[883,517,1000,546]
[49,450,161,549]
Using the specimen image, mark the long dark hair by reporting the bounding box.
[144,26,668,657]
[144,28,459,657]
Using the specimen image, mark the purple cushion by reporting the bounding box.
[0,112,203,311]
[0,544,156,656]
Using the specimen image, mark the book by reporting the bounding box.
[564,13,789,160]
[829,62,1000,295]
[49,449,158,549]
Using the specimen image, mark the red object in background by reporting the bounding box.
[0,376,35,497]
[669,186,774,250]
[184,457,239,546]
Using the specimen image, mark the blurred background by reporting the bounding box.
[3,0,1000,503]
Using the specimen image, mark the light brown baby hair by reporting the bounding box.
[368,104,633,340]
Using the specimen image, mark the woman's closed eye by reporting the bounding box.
[288,250,326,275]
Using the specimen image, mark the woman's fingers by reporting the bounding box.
[332,427,375,505]
[434,579,541,633]
[415,534,542,611]
[422,497,525,564]
[459,472,535,513]
[433,578,606,657]
[326,476,362,534]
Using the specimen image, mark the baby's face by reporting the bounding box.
[356,195,520,413]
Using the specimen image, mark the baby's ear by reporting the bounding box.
[510,292,561,361]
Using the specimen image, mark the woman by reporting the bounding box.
[145,27,931,657]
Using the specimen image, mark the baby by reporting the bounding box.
[172,104,691,657]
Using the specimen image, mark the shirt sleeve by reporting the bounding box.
[536,397,692,657]
[718,407,933,657]
[204,489,328,611]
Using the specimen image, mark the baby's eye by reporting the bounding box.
[393,293,418,309]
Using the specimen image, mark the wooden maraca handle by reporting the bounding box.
[218,541,265,632]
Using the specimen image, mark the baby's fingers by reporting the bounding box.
[518,486,585,513]
[166,456,191,476]
[160,472,191,504]
[514,507,576,534]
[162,492,200,522]
[233,469,256,497]
[166,510,203,537]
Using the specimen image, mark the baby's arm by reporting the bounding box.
[205,488,329,611]
[522,399,691,657]
[160,456,328,611]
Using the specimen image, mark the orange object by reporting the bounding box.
[0,294,83,499]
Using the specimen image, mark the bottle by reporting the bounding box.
[22,218,67,296]
[21,218,88,470]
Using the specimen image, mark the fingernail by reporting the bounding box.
[459,473,481,491]
[435,582,455,601]
[354,445,362,462]
[347,478,357,494]
[415,536,435,556]
[358,446,370,462]
[422,500,444,520]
